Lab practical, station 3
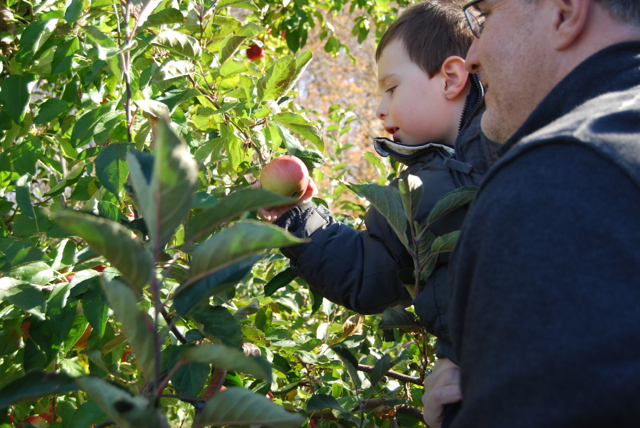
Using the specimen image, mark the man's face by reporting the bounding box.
[376,39,459,146]
[465,0,554,143]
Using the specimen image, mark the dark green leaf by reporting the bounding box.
[181,344,272,381]
[16,19,58,65]
[0,370,77,409]
[82,279,109,337]
[15,174,34,219]
[264,267,297,297]
[71,104,112,148]
[348,182,408,248]
[12,136,44,176]
[151,30,202,59]
[185,188,297,242]
[430,231,460,254]
[51,211,152,290]
[128,115,198,253]
[198,387,305,428]
[173,255,259,316]
[379,306,421,332]
[45,163,85,197]
[34,99,70,124]
[68,401,109,428]
[171,361,209,397]
[0,74,36,124]
[65,0,86,24]
[306,394,346,412]
[154,88,200,112]
[426,186,477,225]
[190,305,243,349]
[189,221,305,283]
[101,279,156,382]
[51,37,79,75]
[95,143,133,198]
[331,346,361,390]
[0,278,46,320]
[76,376,168,428]
[370,354,392,390]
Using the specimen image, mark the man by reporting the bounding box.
[422,0,640,427]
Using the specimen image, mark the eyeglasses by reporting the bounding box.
[462,0,486,38]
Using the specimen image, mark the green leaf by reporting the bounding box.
[128,115,198,254]
[51,211,152,290]
[379,306,421,332]
[0,278,46,320]
[399,174,423,223]
[173,255,259,316]
[95,143,133,198]
[426,186,477,225]
[71,104,112,147]
[65,0,86,24]
[16,19,58,64]
[370,354,392,390]
[219,34,247,64]
[0,370,77,409]
[347,182,408,248]
[82,278,109,337]
[431,230,460,254]
[154,88,200,112]
[189,220,306,283]
[141,8,184,29]
[306,394,346,412]
[190,305,242,348]
[198,387,305,428]
[257,56,297,101]
[0,74,36,124]
[273,112,324,153]
[52,37,80,75]
[185,188,297,242]
[172,361,209,397]
[152,30,202,59]
[264,267,297,297]
[68,400,109,428]
[45,163,86,197]
[181,344,272,381]
[101,279,156,382]
[134,99,170,118]
[151,59,196,84]
[34,99,70,124]
[76,376,169,428]
[331,346,361,390]
[15,174,34,219]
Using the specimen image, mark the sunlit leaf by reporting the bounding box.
[264,267,297,297]
[128,115,198,254]
[152,30,202,59]
[141,8,184,29]
[273,112,324,153]
[257,56,297,101]
[198,387,304,427]
[0,278,46,320]
[101,279,156,382]
[0,74,36,124]
[51,211,152,290]
[331,346,361,390]
[399,174,423,223]
[219,34,247,64]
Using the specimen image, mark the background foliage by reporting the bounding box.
[0,0,449,426]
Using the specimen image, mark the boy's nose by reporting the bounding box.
[376,102,387,120]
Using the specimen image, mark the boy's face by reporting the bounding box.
[376,39,458,146]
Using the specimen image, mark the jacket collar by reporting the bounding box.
[373,73,485,164]
[500,41,640,156]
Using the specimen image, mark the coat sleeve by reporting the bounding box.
[274,202,413,314]
[448,143,640,427]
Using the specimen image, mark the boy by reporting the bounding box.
[258,0,499,361]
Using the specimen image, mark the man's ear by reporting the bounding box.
[552,0,590,50]
[440,56,469,100]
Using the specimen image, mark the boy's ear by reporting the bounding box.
[440,56,469,100]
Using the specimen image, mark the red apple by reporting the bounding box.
[246,44,264,61]
[21,321,30,339]
[260,155,310,199]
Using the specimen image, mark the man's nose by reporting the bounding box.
[465,38,480,74]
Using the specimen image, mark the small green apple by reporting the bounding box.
[260,155,310,199]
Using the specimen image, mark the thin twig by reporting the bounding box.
[357,364,422,385]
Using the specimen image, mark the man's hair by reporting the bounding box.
[525,0,640,28]
[375,1,474,78]
[597,0,640,27]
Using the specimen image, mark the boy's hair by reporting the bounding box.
[376,1,474,78]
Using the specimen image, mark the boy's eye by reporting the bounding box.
[386,86,396,94]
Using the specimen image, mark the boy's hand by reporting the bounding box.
[423,358,462,428]
[252,179,317,222]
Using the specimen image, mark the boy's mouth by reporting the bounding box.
[384,127,399,141]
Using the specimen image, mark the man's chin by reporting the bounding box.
[480,111,511,144]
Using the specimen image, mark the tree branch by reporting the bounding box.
[357,364,423,385]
